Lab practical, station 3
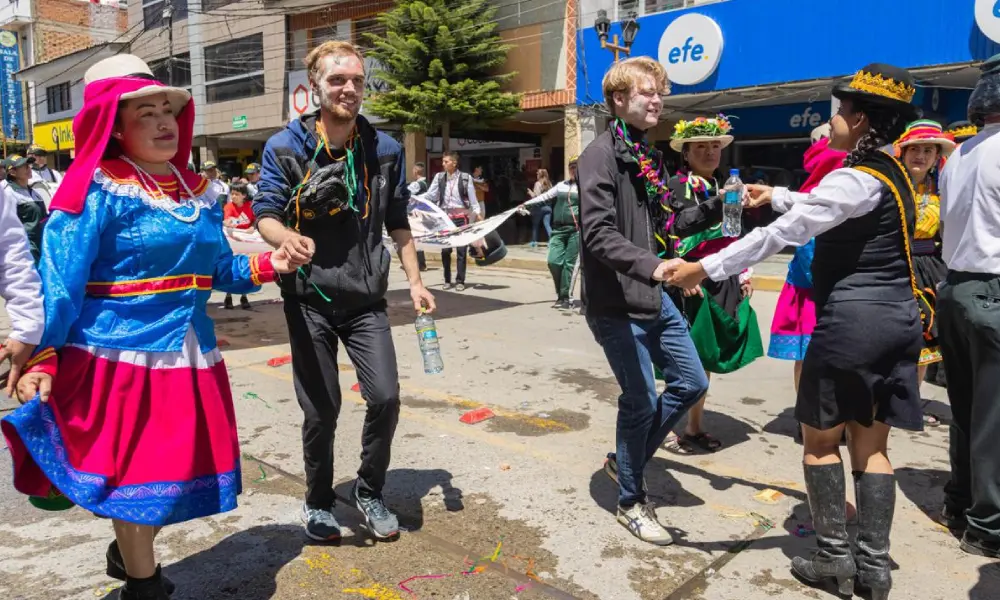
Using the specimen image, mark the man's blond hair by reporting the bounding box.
[602,57,669,117]
[305,40,365,84]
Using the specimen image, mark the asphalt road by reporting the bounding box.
[0,263,996,600]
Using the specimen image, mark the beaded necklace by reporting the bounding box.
[611,118,676,256]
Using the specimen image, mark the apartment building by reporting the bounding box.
[0,0,126,157]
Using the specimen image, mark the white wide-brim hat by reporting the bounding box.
[897,136,957,157]
[669,135,734,153]
[84,54,192,115]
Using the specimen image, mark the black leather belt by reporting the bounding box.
[912,239,937,256]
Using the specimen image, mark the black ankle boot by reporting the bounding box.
[107,541,175,595]
[791,464,856,597]
[117,565,170,600]
[854,471,895,600]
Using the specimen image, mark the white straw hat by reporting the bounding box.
[84,54,191,115]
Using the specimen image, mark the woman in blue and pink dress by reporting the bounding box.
[0,55,302,600]
[768,125,846,393]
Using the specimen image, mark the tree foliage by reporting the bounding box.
[365,0,522,150]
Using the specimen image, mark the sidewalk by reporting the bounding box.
[425,243,792,292]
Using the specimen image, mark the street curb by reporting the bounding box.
[421,252,787,292]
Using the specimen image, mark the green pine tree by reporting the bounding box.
[365,0,522,151]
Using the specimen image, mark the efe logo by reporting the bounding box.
[790,106,822,129]
[657,14,724,86]
[666,37,705,65]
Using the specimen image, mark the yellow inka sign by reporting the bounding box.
[33,118,75,152]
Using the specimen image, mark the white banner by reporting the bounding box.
[228,196,549,257]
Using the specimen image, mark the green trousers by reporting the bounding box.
[547,227,580,300]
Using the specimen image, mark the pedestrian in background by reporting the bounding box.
[936,54,1000,559]
[423,150,481,291]
[527,168,553,247]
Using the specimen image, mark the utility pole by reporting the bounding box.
[164,3,174,85]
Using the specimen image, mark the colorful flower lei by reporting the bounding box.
[672,114,734,141]
[612,118,676,255]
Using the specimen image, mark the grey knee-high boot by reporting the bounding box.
[791,463,856,596]
[854,471,895,600]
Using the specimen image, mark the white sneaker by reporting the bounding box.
[617,502,674,546]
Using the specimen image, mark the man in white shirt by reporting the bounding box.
[421,151,481,291]
[935,53,1000,559]
[202,161,230,204]
[0,184,45,396]
[27,145,62,186]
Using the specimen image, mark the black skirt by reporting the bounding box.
[913,253,947,366]
[795,299,923,432]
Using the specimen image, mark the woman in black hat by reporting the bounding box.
[667,64,923,600]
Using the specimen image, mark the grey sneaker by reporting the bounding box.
[352,481,400,540]
[301,504,342,542]
[617,502,674,546]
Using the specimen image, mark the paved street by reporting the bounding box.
[0,263,997,600]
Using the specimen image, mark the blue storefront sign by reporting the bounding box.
[578,0,1000,104]
[0,30,25,141]
[723,102,829,137]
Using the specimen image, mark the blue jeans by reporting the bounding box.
[587,290,709,507]
[531,206,552,243]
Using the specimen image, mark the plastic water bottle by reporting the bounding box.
[415,311,444,374]
[722,168,744,238]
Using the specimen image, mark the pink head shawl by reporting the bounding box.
[49,76,200,214]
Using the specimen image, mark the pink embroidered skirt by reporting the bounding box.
[1,328,241,526]
[768,281,816,361]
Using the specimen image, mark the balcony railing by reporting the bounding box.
[0,0,32,28]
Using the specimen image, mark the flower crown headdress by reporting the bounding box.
[672,114,734,140]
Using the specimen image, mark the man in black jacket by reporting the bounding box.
[578,56,708,546]
[254,40,436,543]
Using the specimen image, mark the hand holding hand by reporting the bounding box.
[652,258,685,282]
[666,261,708,290]
[269,247,298,274]
[16,372,52,404]
[278,234,315,268]
[743,184,774,209]
[410,284,437,314]
[0,338,36,397]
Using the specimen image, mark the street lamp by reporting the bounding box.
[594,10,639,63]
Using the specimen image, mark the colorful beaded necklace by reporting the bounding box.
[612,118,676,256]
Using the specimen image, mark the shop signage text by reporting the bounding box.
[657,14,724,86]
[0,30,25,141]
[789,105,823,129]
[32,119,75,152]
[232,115,247,130]
[976,0,1000,44]
[724,102,830,137]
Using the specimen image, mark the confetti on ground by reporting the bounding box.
[753,488,785,504]
[266,355,292,367]
[351,382,361,392]
[500,463,511,471]
[217,337,230,348]
[242,392,272,409]
[459,407,496,424]
[254,465,267,482]
[342,583,406,600]
[398,574,452,596]
[793,524,816,537]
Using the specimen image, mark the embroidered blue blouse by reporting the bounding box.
[30,163,276,364]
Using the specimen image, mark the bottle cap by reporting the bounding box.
[729,168,740,176]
